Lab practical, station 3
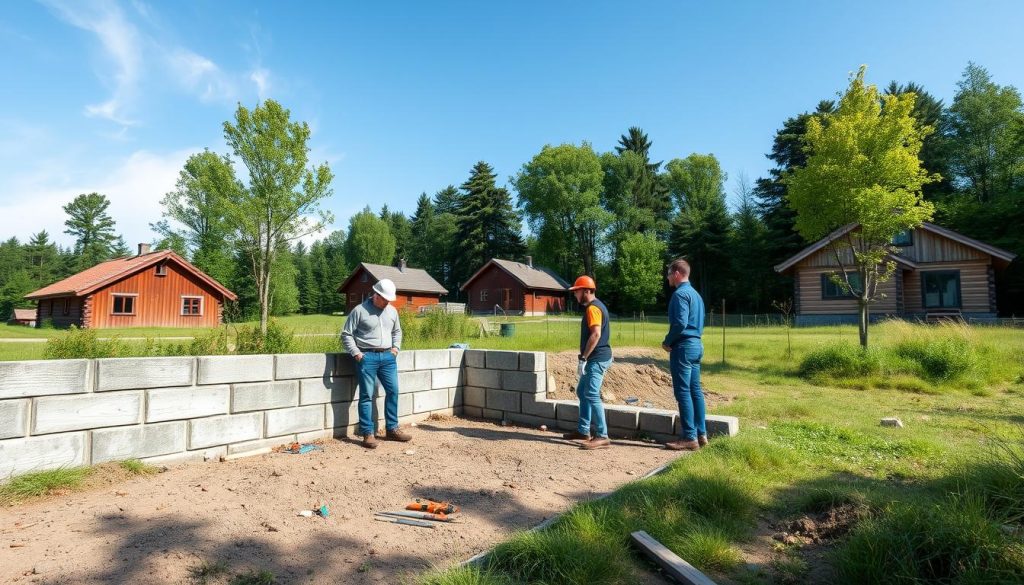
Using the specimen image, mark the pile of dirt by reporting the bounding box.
[546,347,731,410]
[774,503,866,545]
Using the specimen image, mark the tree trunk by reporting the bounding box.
[858,300,869,348]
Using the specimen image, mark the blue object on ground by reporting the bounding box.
[450,343,469,349]
[291,443,324,454]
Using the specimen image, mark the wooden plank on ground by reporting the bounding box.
[630,530,718,585]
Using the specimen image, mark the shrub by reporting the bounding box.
[235,320,294,354]
[893,336,979,383]
[43,326,129,359]
[799,342,881,378]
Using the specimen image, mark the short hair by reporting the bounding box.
[668,258,690,278]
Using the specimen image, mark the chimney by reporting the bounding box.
[525,256,533,269]
[398,258,407,272]
[137,243,151,256]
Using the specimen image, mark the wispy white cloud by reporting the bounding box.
[167,48,237,102]
[250,67,270,100]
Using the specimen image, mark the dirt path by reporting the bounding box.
[546,347,733,410]
[0,418,684,585]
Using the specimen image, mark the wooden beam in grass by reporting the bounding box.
[630,530,718,585]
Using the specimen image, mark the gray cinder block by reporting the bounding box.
[265,405,324,437]
[486,388,521,412]
[0,360,91,398]
[231,381,299,412]
[465,368,501,389]
[197,355,273,385]
[431,368,462,389]
[97,357,195,391]
[146,385,229,422]
[33,392,142,434]
[414,389,449,413]
[189,413,263,449]
[299,377,355,405]
[398,371,431,393]
[502,371,545,393]
[464,350,486,368]
[464,386,486,408]
[0,432,88,477]
[0,399,30,439]
[274,353,336,380]
[414,349,449,370]
[485,351,519,370]
[519,352,546,372]
[92,422,186,463]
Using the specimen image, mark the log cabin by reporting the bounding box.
[338,260,448,313]
[461,257,569,316]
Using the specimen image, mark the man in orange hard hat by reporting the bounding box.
[563,275,613,450]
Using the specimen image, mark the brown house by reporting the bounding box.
[775,222,1017,326]
[8,308,36,327]
[24,245,237,329]
[338,261,448,313]
[461,257,569,315]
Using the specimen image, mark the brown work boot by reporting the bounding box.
[361,434,378,449]
[665,439,700,451]
[562,431,590,441]
[697,435,708,448]
[581,437,611,450]
[386,428,412,442]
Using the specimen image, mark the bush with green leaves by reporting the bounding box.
[235,320,294,354]
[799,342,882,378]
[42,326,130,359]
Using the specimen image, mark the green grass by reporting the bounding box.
[190,560,230,584]
[119,459,159,475]
[229,570,276,585]
[0,467,92,504]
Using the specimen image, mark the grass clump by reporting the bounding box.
[420,566,513,585]
[229,570,276,585]
[235,320,294,354]
[119,459,159,476]
[799,342,881,379]
[0,467,92,504]
[190,560,229,584]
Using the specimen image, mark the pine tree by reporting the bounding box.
[24,231,59,288]
[453,162,525,288]
[886,81,951,198]
[63,192,118,269]
[433,185,462,215]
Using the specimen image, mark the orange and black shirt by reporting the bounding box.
[579,299,612,362]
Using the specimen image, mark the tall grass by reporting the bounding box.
[0,467,92,504]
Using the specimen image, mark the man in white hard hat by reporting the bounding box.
[340,278,412,449]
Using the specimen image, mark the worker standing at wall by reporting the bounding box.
[661,259,707,451]
[563,275,613,450]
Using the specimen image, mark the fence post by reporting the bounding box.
[721,299,726,365]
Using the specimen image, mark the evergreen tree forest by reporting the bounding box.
[2,63,1022,321]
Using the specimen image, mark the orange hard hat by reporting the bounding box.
[569,275,597,291]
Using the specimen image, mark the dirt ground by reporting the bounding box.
[0,417,686,585]
[547,347,732,410]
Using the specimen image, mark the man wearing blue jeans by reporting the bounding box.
[340,278,412,449]
[562,275,613,450]
[662,259,707,451]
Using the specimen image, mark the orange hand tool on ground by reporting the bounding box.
[406,498,459,515]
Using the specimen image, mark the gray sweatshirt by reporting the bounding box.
[340,300,403,357]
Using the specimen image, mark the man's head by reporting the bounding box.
[568,275,597,305]
[666,258,690,288]
[371,278,397,308]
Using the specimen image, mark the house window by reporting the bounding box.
[406,295,413,303]
[112,295,136,315]
[821,273,862,300]
[155,262,167,276]
[62,298,70,316]
[480,289,488,302]
[361,272,368,283]
[892,230,913,247]
[922,271,961,309]
[181,296,202,316]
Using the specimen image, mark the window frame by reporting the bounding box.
[480,289,488,302]
[181,295,203,316]
[155,262,167,276]
[921,270,962,310]
[62,298,70,316]
[892,229,914,247]
[112,293,138,316]
[820,272,861,300]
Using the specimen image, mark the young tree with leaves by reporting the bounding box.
[617,232,666,311]
[785,66,937,347]
[345,207,396,266]
[221,99,334,333]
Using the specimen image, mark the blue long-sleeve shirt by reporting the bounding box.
[663,281,705,347]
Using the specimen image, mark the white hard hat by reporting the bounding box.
[372,278,397,302]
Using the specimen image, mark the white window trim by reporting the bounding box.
[480,289,488,302]
[155,263,167,276]
[181,295,203,316]
[112,293,138,316]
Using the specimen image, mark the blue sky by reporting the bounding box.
[2,1,1023,248]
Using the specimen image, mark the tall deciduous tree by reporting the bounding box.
[515,143,610,278]
[345,207,396,266]
[617,232,666,311]
[222,99,334,333]
[454,162,525,287]
[63,192,118,270]
[785,66,937,347]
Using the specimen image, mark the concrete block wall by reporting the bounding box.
[0,348,739,479]
[0,350,466,479]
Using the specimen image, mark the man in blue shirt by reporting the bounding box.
[661,259,707,451]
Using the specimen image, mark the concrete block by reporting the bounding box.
[297,429,332,443]
[396,351,415,371]
[414,389,449,413]
[399,393,413,416]
[486,388,521,412]
[33,392,142,434]
[464,349,486,368]
[485,350,519,370]
[97,357,194,391]
[555,401,579,421]
[502,371,545,393]
[604,405,641,431]
[142,450,212,466]
[448,349,465,367]
[92,422,186,463]
[300,377,355,405]
[325,401,357,430]
[521,397,557,419]
[639,409,678,435]
[0,433,87,477]
[265,405,324,437]
[189,413,263,449]
[607,426,639,440]
[555,419,577,432]
[335,353,357,376]
[228,436,293,455]
[463,405,483,418]
[432,368,462,389]
[706,414,740,437]
[481,408,503,420]
[414,349,448,370]
[519,352,546,372]
[465,367,501,389]
[146,385,229,423]
[448,386,462,408]
[0,400,29,439]
[231,381,299,412]
[464,386,486,408]
[197,355,273,385]
[0,360,91,399]
[505,412,550,429]
[274,353,336,380]
[398,371,432,393]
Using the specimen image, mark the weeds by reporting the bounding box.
[0,467,92,504]
[229,570,276,585]
[190,560,229,584]
[119,459,158,476]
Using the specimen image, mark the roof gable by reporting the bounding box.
[25,251,237,301]
[460,258,569,291]
[337,263,447,295]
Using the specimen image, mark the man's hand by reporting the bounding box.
[661,344,671,352]
[354,353,364,362]
[390,347,399,357]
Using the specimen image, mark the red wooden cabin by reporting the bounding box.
[461,257,568,315]
[338,260,448,313]
[24,245,237,329]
